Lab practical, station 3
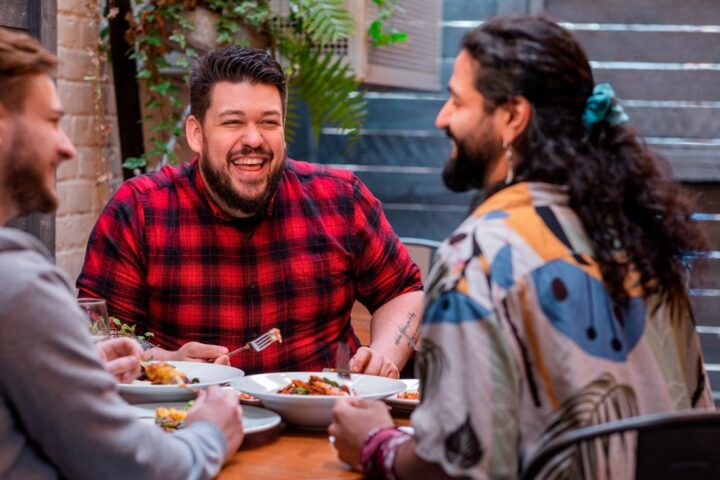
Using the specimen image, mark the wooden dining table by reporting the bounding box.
[216,412,411,479]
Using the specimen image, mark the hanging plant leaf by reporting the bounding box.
[294,0,354,46]
[288,47,366,145]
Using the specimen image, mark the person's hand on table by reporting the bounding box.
[350,346,400,378]
[95,337,143,383]
[144,341,230,364]
[186,385,245,454]
[329,398,394,471]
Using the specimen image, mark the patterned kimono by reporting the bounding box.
[411,182,713,479]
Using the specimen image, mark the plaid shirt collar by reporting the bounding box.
[190,156,282,222]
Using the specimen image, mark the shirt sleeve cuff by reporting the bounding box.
[174,420,228,480]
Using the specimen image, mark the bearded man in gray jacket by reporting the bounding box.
[0,27,244,479]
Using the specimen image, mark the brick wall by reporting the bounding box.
[55,0,121,284]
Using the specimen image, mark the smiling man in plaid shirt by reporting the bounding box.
[77,46,423,377]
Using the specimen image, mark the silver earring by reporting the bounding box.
[503,140,514,184]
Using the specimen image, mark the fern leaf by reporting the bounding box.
[289,48,365,145]
[291,0,354,45]
[284,98,302,148]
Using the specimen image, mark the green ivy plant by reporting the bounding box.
[115,0,406,170]
[368,0,408,46]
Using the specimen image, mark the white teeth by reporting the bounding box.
[232,158,264,166]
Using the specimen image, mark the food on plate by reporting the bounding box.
[141,362,199,385]
[277,376,351,396]
[155,402,193,431]
[155,407,187,431]
[397,391,420,401]
[238,392,258,401]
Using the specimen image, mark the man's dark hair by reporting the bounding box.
[189,45,287,122]
[0,27,57,112]
[462,15,705,310]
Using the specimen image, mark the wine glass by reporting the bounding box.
[78,298,112,342]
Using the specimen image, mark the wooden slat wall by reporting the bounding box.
[545,0,720,24]
[288,0,720,398]
[288,0,499,242]
[532,0,720,401]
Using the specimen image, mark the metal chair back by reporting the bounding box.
[521,410,720,480]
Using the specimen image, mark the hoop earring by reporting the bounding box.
[502,140,514,184]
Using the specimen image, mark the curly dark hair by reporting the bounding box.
[190,45,287,122]
[461,15,706,308]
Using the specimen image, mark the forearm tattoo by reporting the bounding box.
[394,311,420,350]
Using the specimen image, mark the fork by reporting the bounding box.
[335,342,356,396]
[225,327,282,359]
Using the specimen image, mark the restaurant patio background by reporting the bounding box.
[2,0,720,400]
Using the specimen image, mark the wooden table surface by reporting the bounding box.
[217,415,411,479]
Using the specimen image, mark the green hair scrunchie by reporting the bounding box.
[583,83,629,129]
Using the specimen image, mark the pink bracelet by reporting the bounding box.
[360,427,412,479]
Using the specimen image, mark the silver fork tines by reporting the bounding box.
[250,334,275,351]
[226,328,281,359]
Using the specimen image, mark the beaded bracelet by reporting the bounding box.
[360,426,412,479]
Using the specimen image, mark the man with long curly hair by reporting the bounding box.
[329,15,714,479]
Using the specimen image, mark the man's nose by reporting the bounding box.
[242,125,263,148]
[58,127,76,161]
[435,101,451,129]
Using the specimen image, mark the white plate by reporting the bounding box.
[131,402,281,435]
[232,372,405,428]
[384,379,420,412]
[119,361,244,403]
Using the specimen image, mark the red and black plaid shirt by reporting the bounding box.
[77,158,422,374]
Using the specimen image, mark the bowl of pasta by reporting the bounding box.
[231,372,405,428]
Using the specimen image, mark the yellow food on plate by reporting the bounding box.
[155,407,188,431]
[142,362,198,385]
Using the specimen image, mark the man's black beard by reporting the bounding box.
[441,129,489,193]
[442,148,485,193]
[200,144,285,217]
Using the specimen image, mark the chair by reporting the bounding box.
[350,237,442,348]
[521,410,720,480]
[399,237,442,281]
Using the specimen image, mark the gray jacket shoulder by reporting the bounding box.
[0,228,73,309]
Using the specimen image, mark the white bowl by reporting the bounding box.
[231,372,405,428]
[119,361,244,403]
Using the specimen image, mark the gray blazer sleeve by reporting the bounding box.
[0,266,227,480]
